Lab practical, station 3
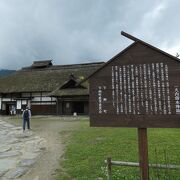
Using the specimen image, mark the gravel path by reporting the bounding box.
[2,116,82,180]
[0,117,46,180]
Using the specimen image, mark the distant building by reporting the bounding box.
[0,60,104,115]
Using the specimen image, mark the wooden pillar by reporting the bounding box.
[138,128,149,180]
[107,157,112,180]
[56,98,58,115]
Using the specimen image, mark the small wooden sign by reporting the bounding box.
[89,32,180,128]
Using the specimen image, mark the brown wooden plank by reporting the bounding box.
[138,128,149,180]
[31,105,56,115]
[89,40,180,128]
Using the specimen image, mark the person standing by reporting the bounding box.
[22,106,31,132]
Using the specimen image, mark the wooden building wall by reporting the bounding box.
[57,96,89,115]
[0,93,89,116]
[31,104,56,115]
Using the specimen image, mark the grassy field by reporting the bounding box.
[57,119,180,180]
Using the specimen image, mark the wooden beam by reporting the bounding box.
[107,157,112,180]
[104,160,180,169]
[138,128,149,180]
[121,31,140,42]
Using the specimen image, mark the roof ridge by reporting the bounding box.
[21,62,105,71]
[121,31,180,63]
[33,60,52,63]
[53,61,104,67]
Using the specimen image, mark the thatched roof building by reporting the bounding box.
[0,60,104,115]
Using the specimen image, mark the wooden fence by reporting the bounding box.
[105,157,180,180]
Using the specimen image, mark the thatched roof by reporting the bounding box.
[31,60,53,68]
[0,62,104,94]
[22,60,53,70]
[49,88,89,97]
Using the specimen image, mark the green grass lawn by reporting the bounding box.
[57,119,180,180]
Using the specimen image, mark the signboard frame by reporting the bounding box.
[89,32,180,128]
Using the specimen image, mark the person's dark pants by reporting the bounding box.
[23,118,30,131]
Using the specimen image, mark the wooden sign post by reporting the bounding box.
[88,31,180,179]
[138,128,149,180]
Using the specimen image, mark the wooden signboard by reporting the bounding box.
[89,32,180,179]
[89,32,180,128]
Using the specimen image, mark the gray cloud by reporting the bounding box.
[0,0,179,69]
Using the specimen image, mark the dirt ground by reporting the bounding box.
[2,115,83,180]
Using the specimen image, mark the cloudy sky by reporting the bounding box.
[0,0,179,69]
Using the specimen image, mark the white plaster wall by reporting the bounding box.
[17,100,21,109]
[22,100,27,105]
[2,98,11,101]
[51,97,57,101]
[41,97,51,101]
[28,100,31,108]
[32,97,41,101]
[31,102,56,105]
[2,103,6,110]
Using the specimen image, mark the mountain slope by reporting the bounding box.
[0,69,16,77]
